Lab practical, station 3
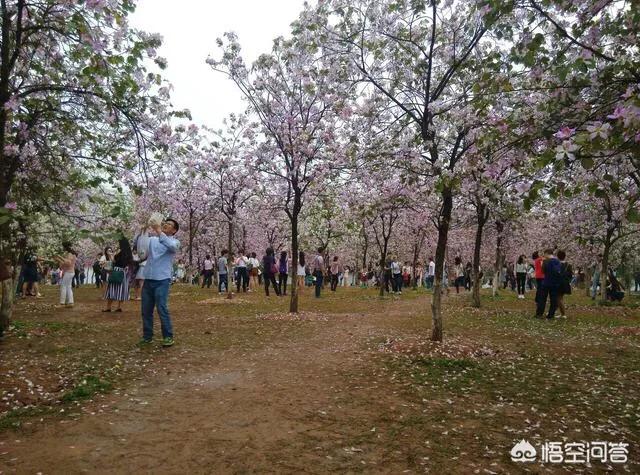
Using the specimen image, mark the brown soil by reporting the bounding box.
[0,287,434,474]
[1,286,638,474]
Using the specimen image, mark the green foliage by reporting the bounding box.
[60,376,112,403]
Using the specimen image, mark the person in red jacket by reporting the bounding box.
[533,251,545,312]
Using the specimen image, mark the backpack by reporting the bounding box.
[543,258,563,288]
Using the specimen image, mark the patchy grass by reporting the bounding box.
[0,406,56,431]
[1,284,638,473]
[60,375,112,403]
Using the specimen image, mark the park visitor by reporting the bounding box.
[262,247,280,297]
[516,255,527,299]
[330,255,341,291]
[55,243,77,308]
[536,249,562,319]
[297,251,306,290]
[312,248,325,298]
[453,257,465,294]
[235,250,249,293]
[102,237,133,313]
[217,250,228,293]
[557,250,573,318]
[533,251,544,305]
[140,218,180,347]
[248,252,260,291]
[202,254,214,289]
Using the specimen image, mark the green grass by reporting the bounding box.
[0,406,56,431]
[60,375,112,403]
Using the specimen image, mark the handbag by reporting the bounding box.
[108,269,125,284]
[271,263,278,275]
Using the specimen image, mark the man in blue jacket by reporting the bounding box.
[140,218,180,347]
[537,249,562,320]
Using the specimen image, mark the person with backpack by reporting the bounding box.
[557,250,573,318]
[262,247,280,297]
[536,249,562,319]
[102,237,133,313]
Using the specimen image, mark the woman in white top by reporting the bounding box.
[342,265,350,287]
[515,254,527,299]
[248,252,260,291]
[297,251,306,290]
[235,251,249,293]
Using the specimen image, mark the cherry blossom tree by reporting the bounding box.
[209,29,350,312]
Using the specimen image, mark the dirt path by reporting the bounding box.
[1,307,417,474]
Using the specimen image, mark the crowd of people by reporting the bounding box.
[16,218,181,347]
[14,219,635,344]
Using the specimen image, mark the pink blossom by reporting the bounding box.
[586,122,611,140]
[4,202,17,210]
[4,96,20,112]
[554,126,575,139]
[3,144,19,156]
[555,140,579,160]
[479,4,491,17]
[607,105,625,120]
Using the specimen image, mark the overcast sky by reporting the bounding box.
[130,0,308,130]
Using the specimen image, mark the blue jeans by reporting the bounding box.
[314,271,323,297]
[591,273,600,298]
[218,273,228,292]
[141,279,173,340]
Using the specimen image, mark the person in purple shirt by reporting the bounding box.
[140,218,180,347]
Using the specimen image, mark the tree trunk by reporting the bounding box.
[0,276,12,337]
[472,205,487,308]
[289,192,301,313]
[431,187,453,342]
[412,244,419,290]
[361,225,368,271]
[188,208,194,267]
[227,218,234,299]
[378,250,386,297]
[492,220,504,298]
[600,229,614,302]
